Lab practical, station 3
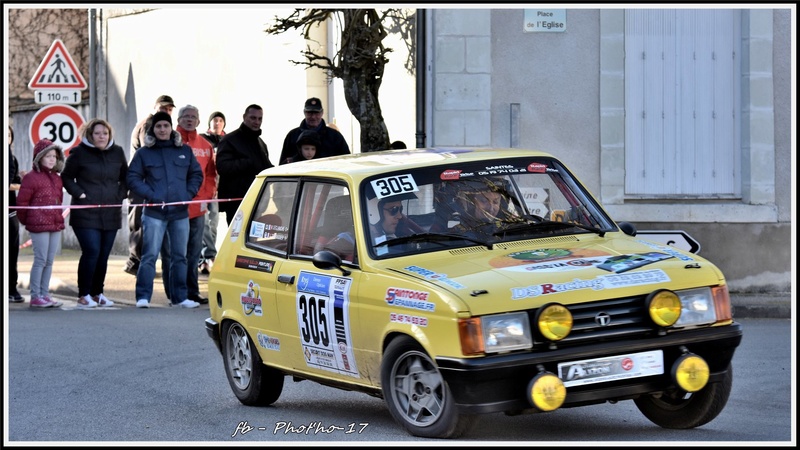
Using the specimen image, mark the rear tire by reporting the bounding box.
[222,321,284,406]
[634,364,733,429]
[380,337,477,438]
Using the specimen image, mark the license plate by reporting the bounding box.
[557,350,664,387]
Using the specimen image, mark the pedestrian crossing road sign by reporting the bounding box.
[28,39,87,90]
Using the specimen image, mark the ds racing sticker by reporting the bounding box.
[296,271,359,378]
[511,269,671,300]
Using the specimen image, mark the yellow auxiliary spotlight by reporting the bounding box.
[672,354,710,392]
[647,290,682,327]
[537,303,573,341]
[527,372,566,411]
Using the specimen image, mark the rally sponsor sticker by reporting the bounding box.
[558,350,664,387]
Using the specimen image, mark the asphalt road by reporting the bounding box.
[4,310,794,444]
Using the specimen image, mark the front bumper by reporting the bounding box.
[436,322,743,414]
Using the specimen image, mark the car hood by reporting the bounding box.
[383,233,724,316]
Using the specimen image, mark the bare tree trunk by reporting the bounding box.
[266,8,413,152]
[339,10,391,152]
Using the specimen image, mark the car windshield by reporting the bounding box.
[361,156,616,259]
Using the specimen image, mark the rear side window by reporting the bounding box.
[246,180,296,254]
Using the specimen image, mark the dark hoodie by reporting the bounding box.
[282,129,321,164]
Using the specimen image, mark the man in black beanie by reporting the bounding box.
[127,110,203,308]
[199,110,226,274]
[124,95,176,302]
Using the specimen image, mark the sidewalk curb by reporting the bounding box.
[13,253,791,318]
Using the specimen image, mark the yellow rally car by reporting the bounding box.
[205,148,742,439]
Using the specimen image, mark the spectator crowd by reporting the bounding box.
[7,95,367,309]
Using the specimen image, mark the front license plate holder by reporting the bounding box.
[557,350,664,387]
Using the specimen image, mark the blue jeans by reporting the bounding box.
[186,215,205,297]
[72,227,118,297]
[136,214,189,303]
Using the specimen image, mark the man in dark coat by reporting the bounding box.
[278,97,350,165]
[216,104,273,225]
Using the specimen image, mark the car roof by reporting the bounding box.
[260,147,556,182]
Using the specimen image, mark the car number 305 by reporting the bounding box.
[299,295,330,347]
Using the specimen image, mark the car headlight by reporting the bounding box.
[481,312,532,354]
[674,287,717,327]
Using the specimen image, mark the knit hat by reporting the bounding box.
[208,111,226,127]
[31,138,65,172]
[148,111,173,135]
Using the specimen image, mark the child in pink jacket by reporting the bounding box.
[17,139,66,308]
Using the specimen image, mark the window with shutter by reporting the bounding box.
[624,9,741,198]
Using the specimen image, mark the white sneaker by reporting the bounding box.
[77,294,98,309]
[94,293,115,307]
[176,299,200,309]
[136,299,150,308]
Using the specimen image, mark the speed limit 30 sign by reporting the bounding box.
[29,104,85,154]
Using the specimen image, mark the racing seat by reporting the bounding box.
[313,195,356,262]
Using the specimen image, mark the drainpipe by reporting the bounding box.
[415,9,427,148]
[89,8,97,119]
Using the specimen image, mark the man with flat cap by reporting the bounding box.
[278,97,350,165]
[131,95,176,152]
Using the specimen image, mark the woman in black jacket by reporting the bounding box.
[62,119,129,308]
[8,125,24,303]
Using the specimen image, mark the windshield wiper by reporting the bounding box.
[374,232,494,250]
[493,219,606,237]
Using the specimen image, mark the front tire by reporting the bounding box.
[380,337,476,438]
[222,321,284,406]
[634,364,733,429]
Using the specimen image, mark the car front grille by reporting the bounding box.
[530,295,655,349]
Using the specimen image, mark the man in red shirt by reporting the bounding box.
[176,105,217,304]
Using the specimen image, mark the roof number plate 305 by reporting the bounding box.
[370,174,419,199]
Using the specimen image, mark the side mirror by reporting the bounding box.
[618,221,637,236]
[312,250,351,276]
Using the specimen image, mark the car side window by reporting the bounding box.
[292,182,355,263]
[246,180,296,254]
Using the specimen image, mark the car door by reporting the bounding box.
[274,180,367,384]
